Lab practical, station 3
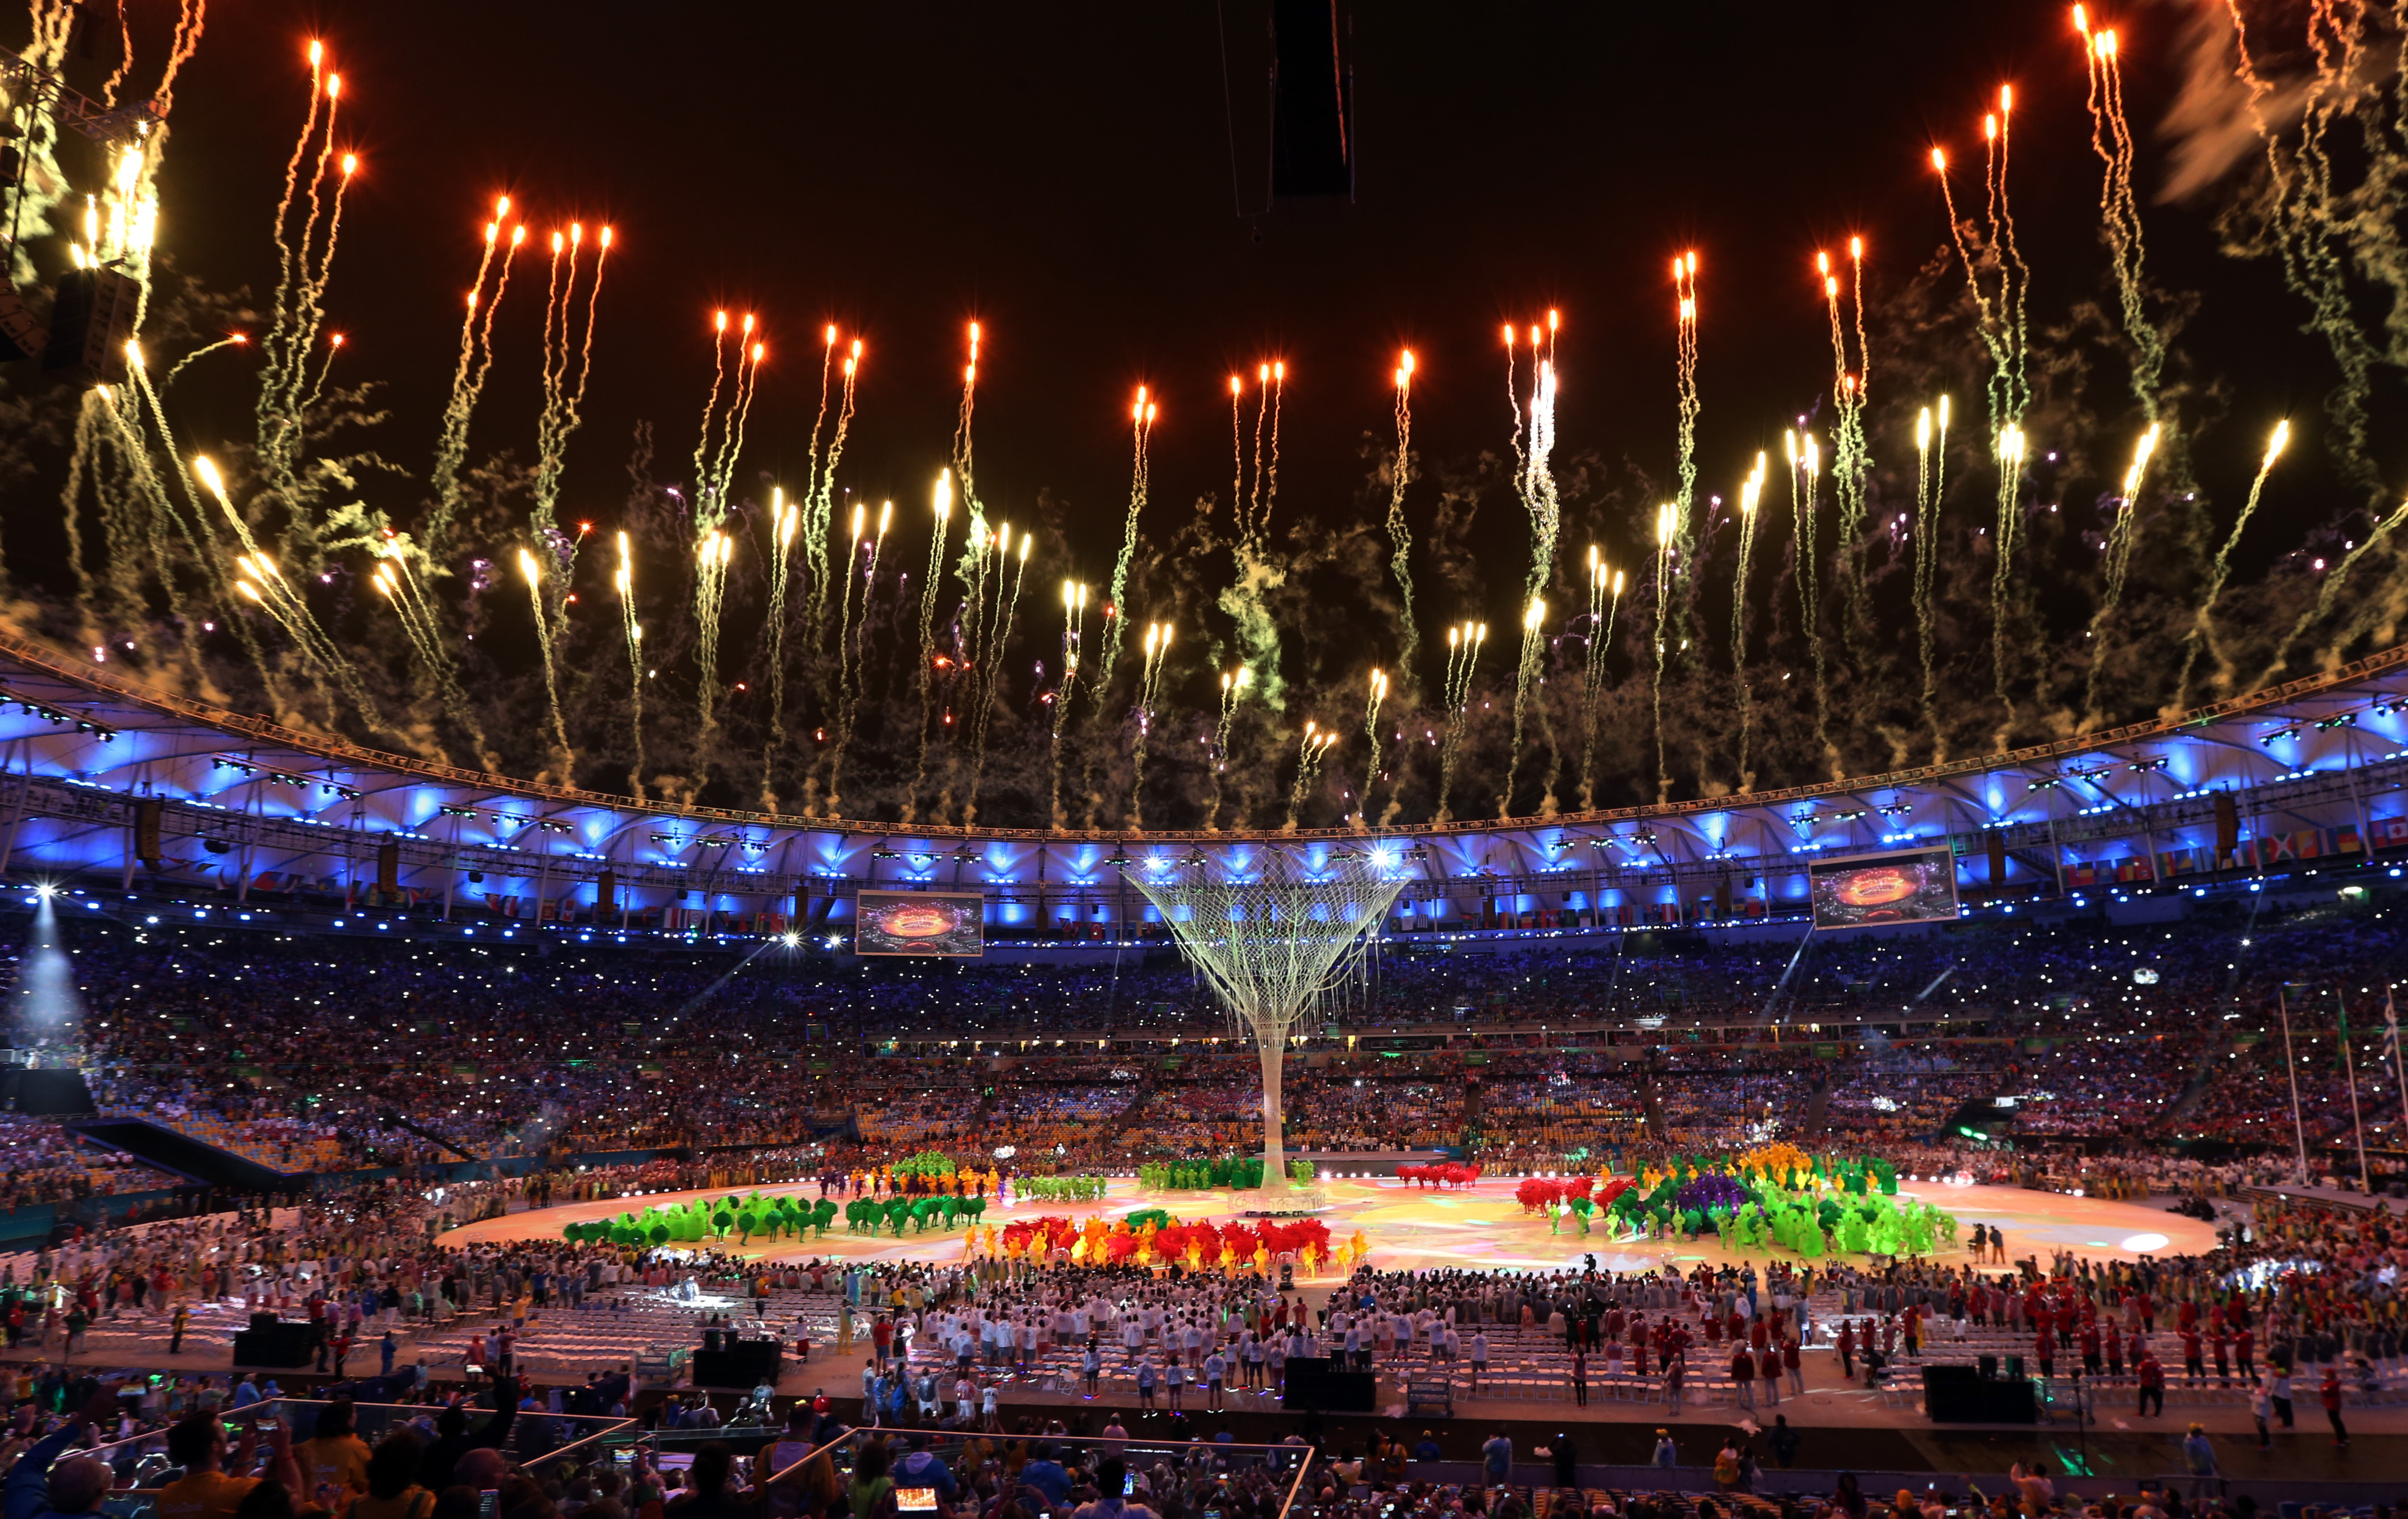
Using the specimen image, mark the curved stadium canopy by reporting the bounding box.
[0,630,2400,940]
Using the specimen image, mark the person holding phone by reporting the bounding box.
[155,1409,303,1519]
[1070,1459,1157,1519]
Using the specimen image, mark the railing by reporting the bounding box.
[85,1398,635,1519]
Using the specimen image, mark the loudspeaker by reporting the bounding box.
[2214,792,2239,861]
[42,267,137,386]
[375,840,399,895]
[0,277,46,363]
[1283,1356,1377,1412]
[1923,1364,2035,1423]
[1987,832,2006,887]
[596,871,617,917]
[133,799,162,870]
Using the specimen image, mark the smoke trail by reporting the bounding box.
[2255,496,2408,690]
[529,225,579,545]
[1208,665,1250,830]
[2224,0,2385,495]
[615,532,646,800]
[1731,457,1767,791]
[1913,399,1950,755]
[1101,392,1153,695]
[1435,620,1486,822]
[2081,422,2161,730]
[810,341,864,634]
[1936,130,2032,740]
[688,314,736,738]
[827,502,893,818]
[1264,363,1285,543]
[516,549,573,778]
[1506,350,1559,815]
[1577,554,1622,810]
[1049,579,1087,827]
[1651,499,1674,804]
[259,84,351,510]
[903,471,952,824]
[1386,353,1421,694]
[760,488,797,813]
[428,210,520,557]
[1666,265,1704,809]
[2076,23,2166,421]
[251,42,327,488]
[1989,425,2027,749]
[964,533,1031,826]
[1283,721,1334,833]
[1358,667,1388,826]
[192,457,383,730]
[1126,623,1172,829]
[1819,244,1871,652]
[124,369,274,693]
[2177,420,2289,707]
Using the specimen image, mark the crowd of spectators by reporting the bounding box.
[0,897,2393,1204]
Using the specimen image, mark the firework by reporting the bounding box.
[760,487,798,813]
[1283,719,1338,832]
[964,529,1033,825]
[1506,335,1560,812]
[517,548,573,776]
[2075,16,2164,420]
[1912,398,1952,753]
[903,470,953,824]
[1990,423,2027,747]
[1436,620,1487,822]
[1732,454,1768,790]
[429,207,524,557]
[1358,667,1389,826]
[2081,420,2161,728]
[1100,388,1154,703]
[1819,242,1872,649]
[612,531,645,799]
[1049,579,1089,827]
[1208,664,1252,830]
[1385,352,1421,694]
[1127,621,1173,829]
[2171,420,2286,703]
[826,499,895,818]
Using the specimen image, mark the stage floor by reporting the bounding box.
[441,1175,2219,1271]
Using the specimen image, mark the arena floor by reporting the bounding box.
[440,1175,2220,1270]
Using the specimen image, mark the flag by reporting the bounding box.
[2384,990,2400,1064]
[2339,995,2353,1074]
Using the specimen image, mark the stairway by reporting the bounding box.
[374,1107,480,1163]
[65,1118,290,1192]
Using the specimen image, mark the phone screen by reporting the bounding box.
[896,1490,938,1513]
[478,1491,500,1519]
[1124,1475,1137,1497]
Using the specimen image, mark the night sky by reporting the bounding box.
[27,0,2362,576]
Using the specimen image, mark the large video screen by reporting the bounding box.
[1808,847,1959,930]
[854,890,986,958]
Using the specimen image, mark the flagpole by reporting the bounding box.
[2337,986,2370,1195]
[2279,985,2310,1185]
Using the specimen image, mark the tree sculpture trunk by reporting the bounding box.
[1258,1037,1289,1193]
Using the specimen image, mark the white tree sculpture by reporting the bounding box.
[1125,845,1409,1191]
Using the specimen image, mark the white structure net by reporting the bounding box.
[1124,846,1409,1190]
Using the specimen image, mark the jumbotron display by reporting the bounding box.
[1808,847,1959,931]
[853,890,985,957]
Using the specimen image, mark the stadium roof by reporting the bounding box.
[0,629,2401,928]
